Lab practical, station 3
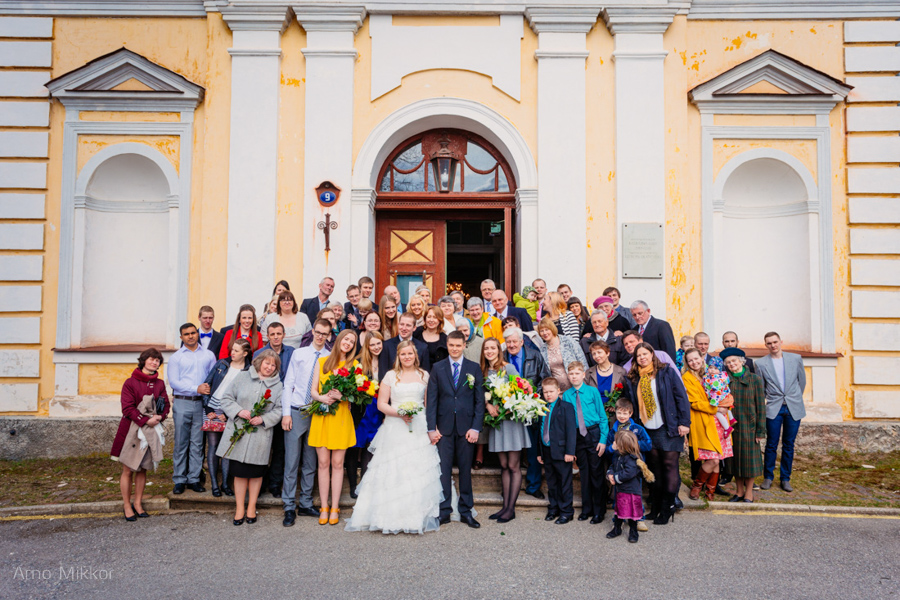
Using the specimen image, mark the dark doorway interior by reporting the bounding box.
[446,220,505,302]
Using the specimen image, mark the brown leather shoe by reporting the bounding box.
[704,472,720,501]
[689,471,711,500]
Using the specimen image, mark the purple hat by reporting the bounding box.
[593,296,614,309]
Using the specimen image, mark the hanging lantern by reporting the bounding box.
[429,134,458,193]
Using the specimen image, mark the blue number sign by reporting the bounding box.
[319,191,337,205]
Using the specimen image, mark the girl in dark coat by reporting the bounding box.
[606,429,655,543]
[110,348,170,521]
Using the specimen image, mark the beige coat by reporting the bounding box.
[117,395,164,471]
[215,366,283,465]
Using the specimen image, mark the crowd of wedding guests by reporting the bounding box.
[112,275,807,538]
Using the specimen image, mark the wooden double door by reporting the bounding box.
[375,210,514,304]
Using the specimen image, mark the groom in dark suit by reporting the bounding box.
[426,331,484,528]
[379,312,431,376]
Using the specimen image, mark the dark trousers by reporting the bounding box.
[765,403,801,482]
[542,447,573,517]
[437,433,474,518]
[574,424,604,517]
[525,423,543,493]
[264,422,285,490]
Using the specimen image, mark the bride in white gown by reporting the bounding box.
[345,342,443,534]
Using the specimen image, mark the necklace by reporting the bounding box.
[597,364,613,374]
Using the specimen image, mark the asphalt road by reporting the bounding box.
[1,509,898,600]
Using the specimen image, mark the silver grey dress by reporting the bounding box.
[487,363,532,453]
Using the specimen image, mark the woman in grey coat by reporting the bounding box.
[538,318,588,391]
[216,350,283,525]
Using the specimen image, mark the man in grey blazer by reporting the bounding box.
[754,331,806,492]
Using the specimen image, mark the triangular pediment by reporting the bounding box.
[690,50,851,108]
[47,48,204,110]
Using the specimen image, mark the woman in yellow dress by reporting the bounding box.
[309,329,358,525]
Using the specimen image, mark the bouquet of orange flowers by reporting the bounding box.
[303,360,379,417]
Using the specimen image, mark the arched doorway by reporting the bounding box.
[374,129,517,305]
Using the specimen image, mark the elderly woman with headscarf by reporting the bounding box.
[721,348,766,502]
[467,296,504,343]
[592,296,630,336]
[456,317,485,368]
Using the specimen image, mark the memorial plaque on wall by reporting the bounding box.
[622,223,664,278]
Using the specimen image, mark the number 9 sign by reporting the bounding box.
[315,181,341,208]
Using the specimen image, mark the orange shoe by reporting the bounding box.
[318,507,329,525]
[328,508,341,525]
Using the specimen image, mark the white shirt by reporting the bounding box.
[198,328,214,350]
[209,366,242,411]
[638,315,653,335]
[773,356,786,391]
[282,344,331,416]
[484,299,497,316]
[167,345,216,397]
[643,379,665,430]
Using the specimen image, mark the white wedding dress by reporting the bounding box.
[345,372,443,535]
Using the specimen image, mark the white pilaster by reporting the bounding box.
[349,187,376,285]
[603,8,676,317]
[296,5,365,294]
[526,7,597,289]
[515,188,539,286]
[222,7,289,318]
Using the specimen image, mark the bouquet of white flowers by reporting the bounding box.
[396,401,422,433]
[483,373,548,428]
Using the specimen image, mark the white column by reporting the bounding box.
[296,6,366,295]
[515,188,539,286]
[603,8,675,317]
[222,8,289,318]
[526,7,597,288]
[350,187,376,284]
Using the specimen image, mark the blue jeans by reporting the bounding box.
[525,424,543,493]
[764,404,801,482]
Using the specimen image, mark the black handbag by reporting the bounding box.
[154,395,166,416]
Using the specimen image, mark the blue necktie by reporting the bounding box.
[200,332,212,339]
[511,353,520,374]
[304,351,321,404]
[452,362,460,387]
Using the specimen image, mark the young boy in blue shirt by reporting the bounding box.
[604,398,652,455]
[537,377,577,524]
[562,361,609,523]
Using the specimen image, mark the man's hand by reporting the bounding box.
[282,415,292,431]
[564,454,575,463]
[197,383,211,395]
[465,429,479,443]
[428,431,441,445]
[537,456,544,465]
[613,331,623,337]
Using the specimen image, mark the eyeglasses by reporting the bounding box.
[313,330,330,337]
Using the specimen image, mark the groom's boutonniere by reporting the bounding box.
[466,374,475,389]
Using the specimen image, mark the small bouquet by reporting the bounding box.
[224,389,273,457]
[303,361,379,417]
[602,382,625,423]
[483,373,548,429]
[396,401,423,433]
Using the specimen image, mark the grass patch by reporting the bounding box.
[680,450,900,509]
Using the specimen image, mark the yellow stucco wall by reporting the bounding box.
[3,12,869,420]
[75,135,181,174]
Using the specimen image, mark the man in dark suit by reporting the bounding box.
[489,290,534,332]
[299,277,335,326]
[426,331,484,528]
[379,312,431,375]
[196,306,224,357]
[630,300,676,362]
[581,310,627,367]
[504,327,551,500]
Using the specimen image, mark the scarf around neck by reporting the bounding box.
[637,364,658,424]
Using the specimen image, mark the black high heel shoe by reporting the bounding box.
[131,504,150,518]
[233,517,245,526]
[123,506,137,522]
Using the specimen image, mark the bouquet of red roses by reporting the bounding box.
[224,388,273,457]
[303,360,379,417]
[602,382,625,423]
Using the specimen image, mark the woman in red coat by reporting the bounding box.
[111,348,170,521]
[219,304,264,359]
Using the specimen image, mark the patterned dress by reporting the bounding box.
[727,369,766,478]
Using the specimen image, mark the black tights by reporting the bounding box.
[646,449,681,496]
[346,447,373,491]
[205,431,230,491]
[497,451,522,518]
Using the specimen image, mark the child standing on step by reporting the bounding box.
[606,429,655,543]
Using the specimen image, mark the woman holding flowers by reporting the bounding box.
[345,341,443,534]
[482,337,530,523]
[309,329,359,525]
[215,349,283,526]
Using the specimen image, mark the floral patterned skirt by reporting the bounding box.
[698,418,734,460]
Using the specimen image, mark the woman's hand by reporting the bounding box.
[249,416,263,426]
[146,415,161,426]
[237,409,252,420]
[327,389,342,401]
[206,412,216,420]
[486,403,500,418]
[401,415,413,424]
[677,425,690,437]
[218,413,227,422]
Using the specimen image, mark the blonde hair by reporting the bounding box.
[615,429,655,482]
[393,340,425,378]
[407,295,426,317]
[545,291,567,319]
[538,317,558,337]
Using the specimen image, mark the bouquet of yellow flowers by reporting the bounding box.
[483,373,548,429]
[396,401,422,433]
[303,360,379,416]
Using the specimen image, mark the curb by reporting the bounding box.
[0,497,169,519]
[708,501,900,517]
